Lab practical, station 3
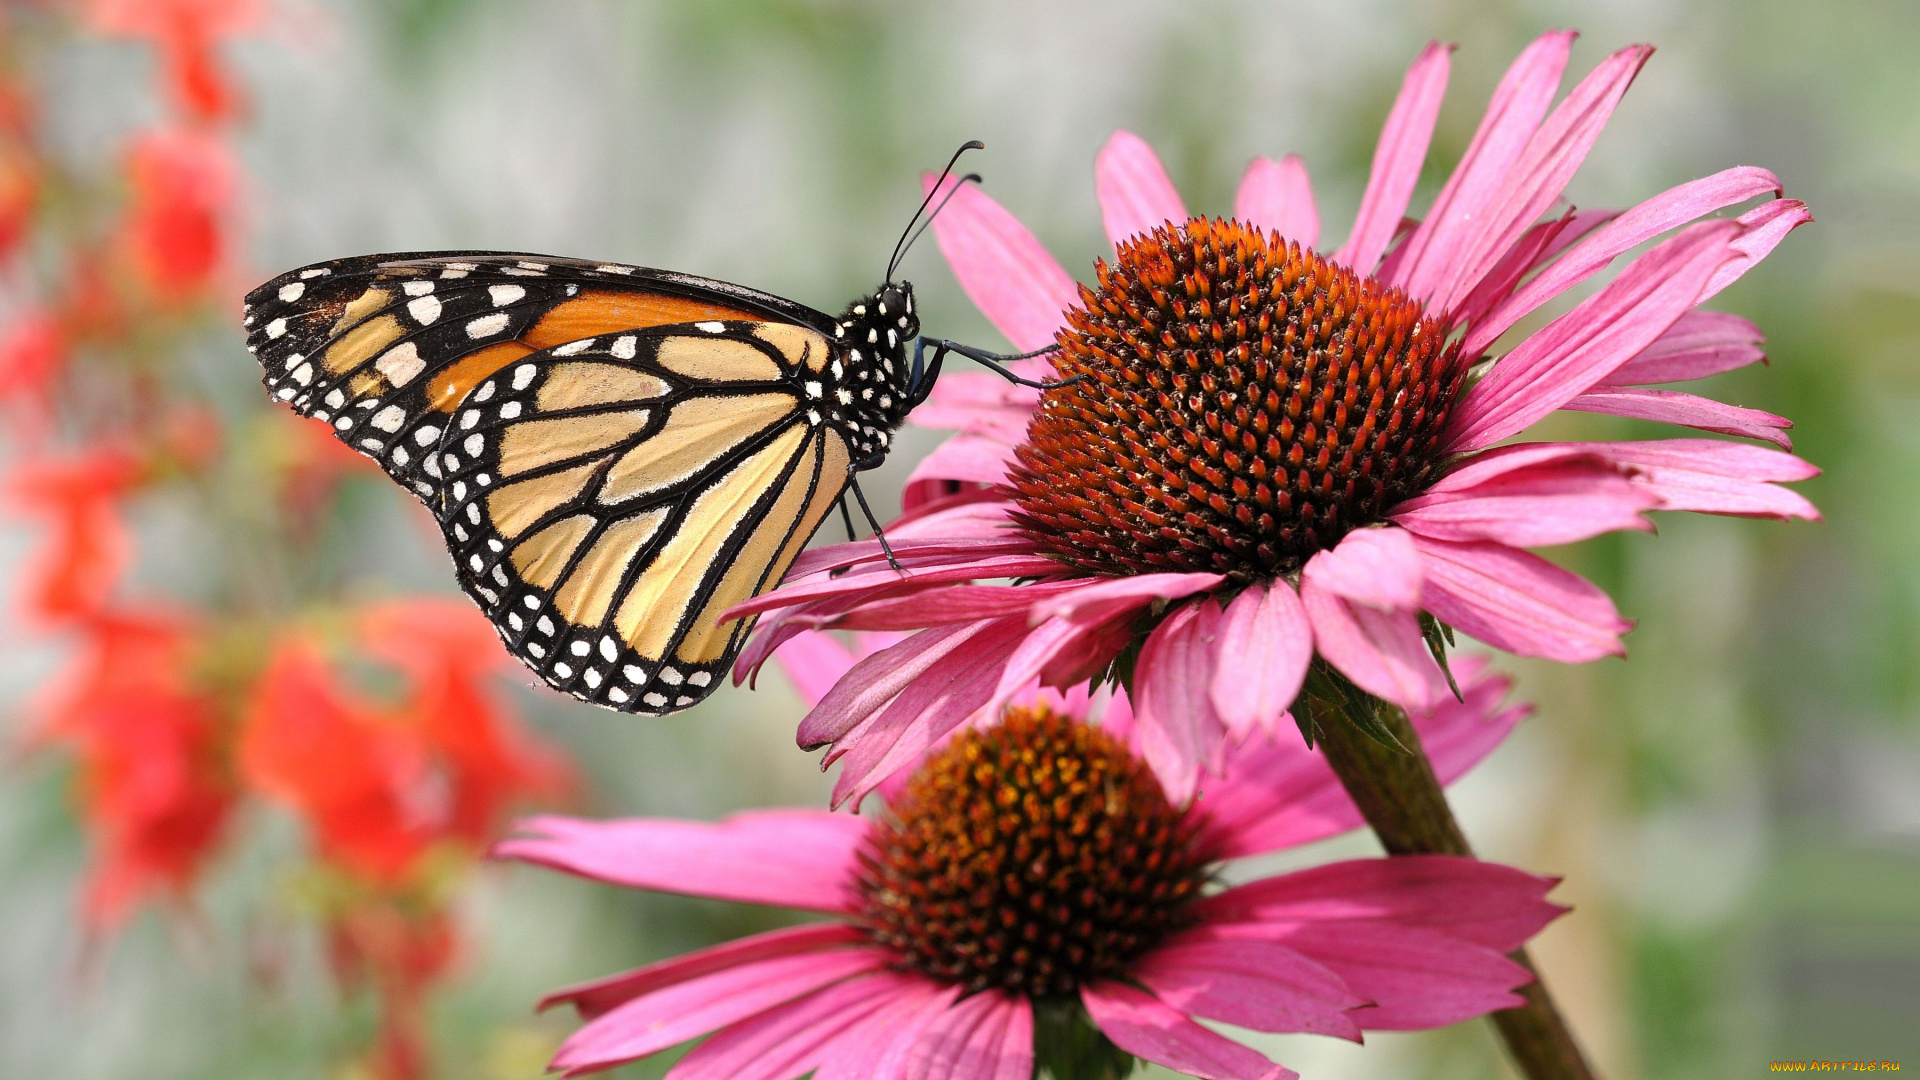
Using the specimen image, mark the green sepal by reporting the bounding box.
[1303,661,1408,753]
[1419,612,1463,703]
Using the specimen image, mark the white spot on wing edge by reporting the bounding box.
[611,335,638,360]
[266,317,288,339]
[489,284,526,307]
[375,341,425,387]
[512,364,537,390]
[278,282,305,302]
[467,312,510,339]
[371,405,407,432]
[695,321,726,333]
[408,295,442,324]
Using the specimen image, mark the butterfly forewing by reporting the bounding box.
[434,323,852,713]
[241,252,826,509]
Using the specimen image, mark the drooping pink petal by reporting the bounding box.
[1333,41,1451,276]
[1131,599,1229,803]
[1393,30,1575,306]
[1030,570,1226,625]
[1096,130,1189,247]
[892,488,1018,537]
[1561,385,1794,448]
[813,980,960,1080]
[923,173,1079,352]
[1195,855,1565,952]
[1446,219,1742,453]
[1698,198,1813,303]
[497,812,867,912]
[799,619,1005,748]
[1605,309,1766,385]
[1081,980,1297,1080]
[1209,581,1312,739]
[1300,537,1446,712]
[1299,575,1448,713]
[732,552,1063,623]
[904,434,1020,490]
[1465,165,1780,354]
[1234,155,1320,250]
[550,947,892,1077]
[772,631,859,709]
[973,610,1135,726]
[539,923,870,1020]
[1202,657,1528,857]
[663,970,907,1080]
[1196,920,1533,1031]
[1134,938,1367,1040]
[1412,536,1629,662]
[827,618,1030,808]
[786,533,1042,581]
[1391,458,1658,545]
[1299,527,1423,611]
[1563,438,1819,519]
[1438,44,1653,320]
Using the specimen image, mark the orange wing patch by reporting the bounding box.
[524,291,761,350]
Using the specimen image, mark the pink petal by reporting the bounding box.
[1449,206,1617,332]
[498,812,867,913]
[1333,41,1451,276]
[1439,44,1653,323]
[1698,198,1812,303]
[892,489,1018,536]
[1412,536,1629,661]
[1134,938,1366,1040]
[1131,599,1229,804]
[663,970,907,1080]
[906,989,1026,1080]
[1465,164,1780,354]
[540,923,869,1020]
[731,553,1064,624]
[1605,309,1766,385]
[1202,658,1526,858]
[1446,219,1742,453]
[974,611,1131,724]
[832,581,1087,633]
[1081,981,1297,1080]
[1234,155,1320,250]
[1200,920,1533,1031]
[1209,581,1312,739]
[1095,130,1189,247]
[814,980,960,1080]
[827,618,1029,808]
[772,631,859,709]
[551,947,892,1076]
[1195,854,1564,952]
[1300,527,1423,611]
[1299,571,1448,713]
[905,434,1019,488]
[924,173,1079,353]
[1563,438,1819,519]
[799,619,1003,748]
[909,372,1039,442]
[1393,30,1575,306]
[1562,385,1794,448]
[1392,459,1658,545]
[1030,570,1226,625]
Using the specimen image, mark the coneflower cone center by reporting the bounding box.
[1011,218,1465,579]
[854,707,1210,997]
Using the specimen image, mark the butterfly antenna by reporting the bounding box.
[886,140,984,283]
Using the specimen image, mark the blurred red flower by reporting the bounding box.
[27,609,234,936]
[325,900,456,1080]
[0,79,38,262]
[0,310,69,425]
[119,128,237,304]
[358,598,574,842]
[85,0,265,123]
[7,446,140,624]
[239,638,433,885]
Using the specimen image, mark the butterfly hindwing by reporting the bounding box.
[241,252,833,510]
[434,322,852,713]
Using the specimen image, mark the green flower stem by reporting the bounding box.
[1306,686,1596,1080]
[1032,998,1135,1080]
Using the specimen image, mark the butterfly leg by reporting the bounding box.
[838,496,860,544]
[844,472,903,572]
[915,337,1076,390]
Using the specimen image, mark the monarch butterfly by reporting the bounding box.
[241,147,1049,715]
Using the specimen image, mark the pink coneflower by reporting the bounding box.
[499,640,1556,1080]
[729,31,1818,804]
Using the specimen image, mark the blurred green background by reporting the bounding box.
[3,0,1916,1077]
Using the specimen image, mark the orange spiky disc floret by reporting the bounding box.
[854,706,1211,997]
[1011,217,1466,579]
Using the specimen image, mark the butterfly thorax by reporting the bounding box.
[826,282,920,465]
